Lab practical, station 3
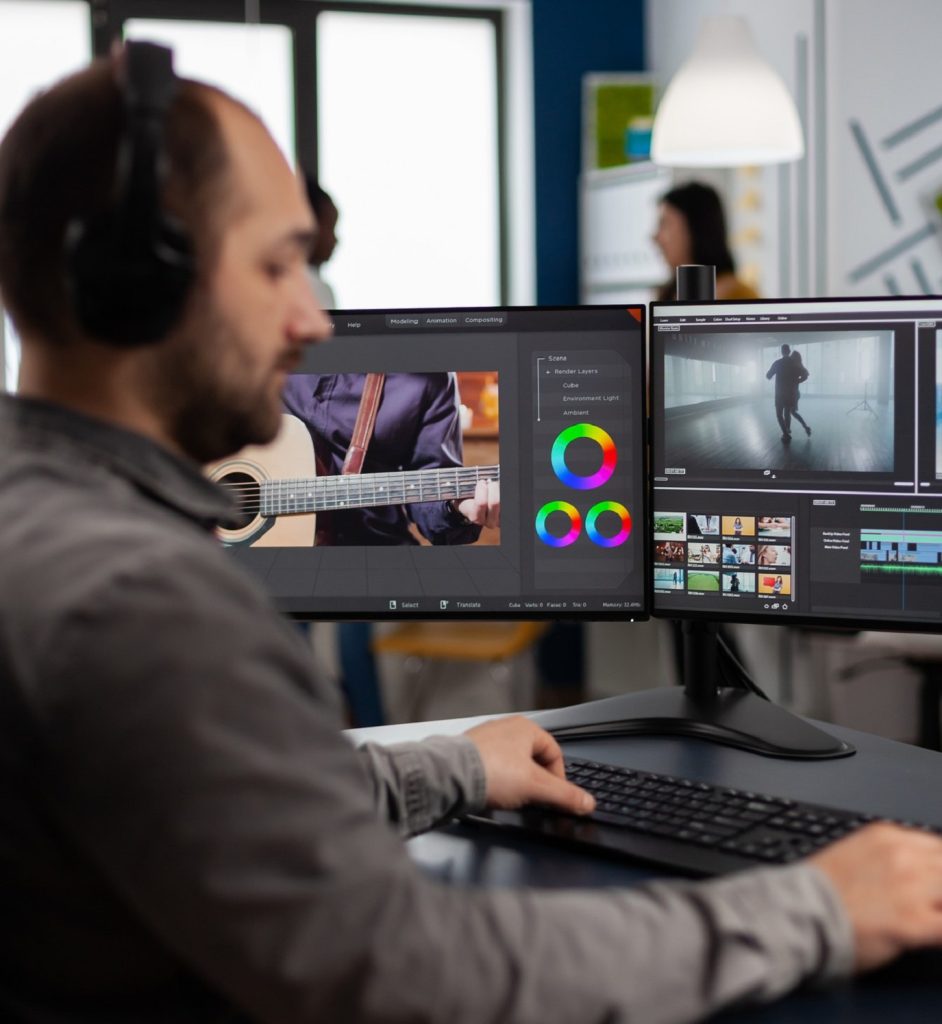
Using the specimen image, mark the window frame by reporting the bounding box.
[96,0,509,302]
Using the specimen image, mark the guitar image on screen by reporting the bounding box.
[205,414,500,547]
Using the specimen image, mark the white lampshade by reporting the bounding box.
[651,15,804,167]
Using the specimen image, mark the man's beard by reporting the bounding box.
[150,295,284,465]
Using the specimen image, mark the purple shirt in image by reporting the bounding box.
[281,373,482,546]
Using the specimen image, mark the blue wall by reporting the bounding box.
[531,0,646,304]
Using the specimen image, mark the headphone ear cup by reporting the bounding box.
[65,206,194,347]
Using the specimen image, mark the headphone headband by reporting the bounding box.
[65,41,195,347]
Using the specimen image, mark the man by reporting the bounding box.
[766,342,798,442]
[3,46,942,1024]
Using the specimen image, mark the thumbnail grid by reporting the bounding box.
[653,512,793,603]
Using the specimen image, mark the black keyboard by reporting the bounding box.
[466,756,939,877]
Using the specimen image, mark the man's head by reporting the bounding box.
[0,48,232,348]
[781,343,791,356]
[0,46,330,462]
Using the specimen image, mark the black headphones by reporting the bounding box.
[65,41,194,347]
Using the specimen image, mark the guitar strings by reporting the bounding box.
[216,480,501,498]
[216,468,501,513]
[219,471,499,487]
[217,481,502,497]
[216,470,500,494]
[215,468,500,488]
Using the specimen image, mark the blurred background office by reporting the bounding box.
[2,0,941,742]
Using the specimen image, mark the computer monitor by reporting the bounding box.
[650,296,942,631]
[640,295,942,759]
[541,296,942,760]
[209,305,648,622]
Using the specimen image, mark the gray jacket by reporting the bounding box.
[0,394,852,1023]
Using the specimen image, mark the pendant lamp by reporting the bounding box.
[651,15,804,167]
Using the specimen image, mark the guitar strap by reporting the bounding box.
[342,373,386,475]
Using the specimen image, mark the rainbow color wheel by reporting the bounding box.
[585,501,632,547]
[551,424,616,489]
[535,501,582,547]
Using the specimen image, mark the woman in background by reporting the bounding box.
[653,181,759,301]
[788,349,813,437]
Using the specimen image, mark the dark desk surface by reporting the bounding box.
[352,699,942,1023]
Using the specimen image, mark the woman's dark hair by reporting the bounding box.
[657,181,736,300]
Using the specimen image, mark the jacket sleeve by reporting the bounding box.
[404,374,483,546]
[356,735,487,836]
[31,541,855,1024]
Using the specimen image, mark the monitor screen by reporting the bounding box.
[211,305,648,620]
[650,296,942,631]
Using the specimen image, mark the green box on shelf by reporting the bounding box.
[584,74,656,170]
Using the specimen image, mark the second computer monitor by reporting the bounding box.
[651,296,942,631]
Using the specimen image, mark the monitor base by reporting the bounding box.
[530,687,855,760]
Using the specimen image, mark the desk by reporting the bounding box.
[352,703,942,1023]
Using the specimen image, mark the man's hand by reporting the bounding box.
[809,822,942,971]
[465,716,594,816]
[457,479,499,529]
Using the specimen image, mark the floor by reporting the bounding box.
[665,396,895,475]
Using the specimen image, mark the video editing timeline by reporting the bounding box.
[651,297,942,629]
[861,527,942,577]
[223,307,647,619]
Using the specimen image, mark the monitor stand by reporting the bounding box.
[534,263,853,760]
[531,622,855,760]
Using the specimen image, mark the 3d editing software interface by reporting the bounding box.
[215,307,647,618]
[651,298,942,629]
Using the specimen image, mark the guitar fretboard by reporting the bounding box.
[257,465,500,516]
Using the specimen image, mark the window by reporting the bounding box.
[316,9,501,308]
[124,18,295,161]
[117,1,513,308]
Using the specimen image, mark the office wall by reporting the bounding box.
[531,0,645,304]
[647,0,942,299]
[826,0,942,296]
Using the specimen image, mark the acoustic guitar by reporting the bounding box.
[205,414,500,547]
